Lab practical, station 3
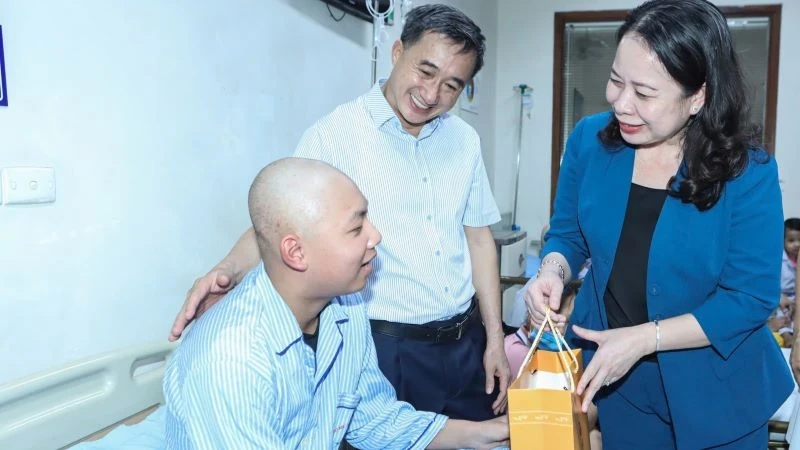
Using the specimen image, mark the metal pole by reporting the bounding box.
[511,84,528,231]
[372,45,377,85]
[371,0,379,85]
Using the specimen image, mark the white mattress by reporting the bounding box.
[71,406,166,450]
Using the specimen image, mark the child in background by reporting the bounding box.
[777,218,800,346]
[783,218,800,300]
[768,309,790,347]
[505,279,582,376]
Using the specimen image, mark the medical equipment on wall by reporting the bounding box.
[398,0,413,26]
[511,84,532,232]
[368,0,395,85]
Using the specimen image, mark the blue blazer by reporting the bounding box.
[544,112,793,448]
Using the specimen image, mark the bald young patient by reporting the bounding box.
[163,158,509,450]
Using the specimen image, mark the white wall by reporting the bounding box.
[0,0,379,386]
[0,1,499,386]
[495,0,800,238]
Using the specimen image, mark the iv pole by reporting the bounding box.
[371,0,379,85]
[369,0,395,85]
[511,84,530,232]
[372,46,378,85]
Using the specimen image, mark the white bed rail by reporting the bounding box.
[0,340,176,449]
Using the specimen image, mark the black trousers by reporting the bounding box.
[371,319,498,420]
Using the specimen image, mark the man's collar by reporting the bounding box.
[254,265,350,355]
[366,79,397,128]
[366,79,441,133]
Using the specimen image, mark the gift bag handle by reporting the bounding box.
[516,307,580,391]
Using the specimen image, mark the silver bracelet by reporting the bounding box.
[654,319,661,352]
[537,258,565,282]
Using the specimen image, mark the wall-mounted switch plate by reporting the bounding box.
[1,167,56,205]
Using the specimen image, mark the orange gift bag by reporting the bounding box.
[507,310,590,450]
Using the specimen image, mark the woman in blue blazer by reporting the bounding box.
[526,0,793,448]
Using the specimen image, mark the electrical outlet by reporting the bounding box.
[1,167,56,205]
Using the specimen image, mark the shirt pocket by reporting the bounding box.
[332,392,362,445]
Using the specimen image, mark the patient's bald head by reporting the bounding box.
[249,157,381,297]
[248,157,356,260]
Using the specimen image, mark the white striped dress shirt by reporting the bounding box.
[163,263,447,449]
[295,81,501,324]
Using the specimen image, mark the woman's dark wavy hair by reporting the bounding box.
[598,0,763,211]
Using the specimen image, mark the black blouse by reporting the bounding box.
[604,183,668,331]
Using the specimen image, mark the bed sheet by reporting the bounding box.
[71,406,166,450]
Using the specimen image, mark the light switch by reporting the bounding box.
[1,167,56,205]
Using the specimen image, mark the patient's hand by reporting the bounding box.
[169,266,236,341]
[472,415,510,450]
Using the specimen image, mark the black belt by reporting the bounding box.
[369,297,481,344]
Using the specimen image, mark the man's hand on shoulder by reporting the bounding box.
[169,265,237,341]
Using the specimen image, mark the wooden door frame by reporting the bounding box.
[550,5,782,212]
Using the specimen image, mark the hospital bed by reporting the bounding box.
[0,341,175,449]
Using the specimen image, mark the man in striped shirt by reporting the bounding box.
[170,4,510,422]
[163,158,508,449]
